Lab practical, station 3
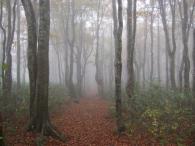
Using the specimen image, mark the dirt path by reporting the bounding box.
[48,96,132,146]
[6,96,158,146]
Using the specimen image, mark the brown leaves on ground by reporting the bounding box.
[5,96,178,146]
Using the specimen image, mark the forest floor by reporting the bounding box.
[5,96,177,146]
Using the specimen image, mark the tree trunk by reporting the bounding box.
[68,0,77,101]
[126,0,137,99]
[3,0,16,111]
[30,0,65,141]
[126,0,137,125]
[143,10,148,88]
[157,18,161,84]
[159,0,176,89]
[193,28,195,114]
[0,113,4,146]
[112,0,125,133]
[182,0,190,91]
[178,0,195,91]
[77,13,84,97]
[95,0,104,97]
[16,0,21,92]
[0,0,7,98]
[21,0,37,123]
[35,0,51,132]
[150,0,154,82]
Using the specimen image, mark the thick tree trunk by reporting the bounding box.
[35,0,51,131]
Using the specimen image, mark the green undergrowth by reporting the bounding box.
[109,82,195,145]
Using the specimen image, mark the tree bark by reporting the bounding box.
[0,0,7,98]
[95,0,104,97]
[126,0,137,98]
[67,0,77,101]
[193,28,195,114]
[112,0,125,133]
[17,0,21,92]
[0,113,4,146]
[181,0,190,91]
[21,0,37,123]
[3,0,17,111]
[150,0,154,82]
[158,0,176,89]
[157,18,161,84]
[142,8,148,88]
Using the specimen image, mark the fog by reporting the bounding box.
[0,0,195,145]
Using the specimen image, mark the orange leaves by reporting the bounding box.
[4,97,190,146]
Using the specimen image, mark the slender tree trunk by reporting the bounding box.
[0,113,4,146]
[159,0,176,89]
[126,0,137,124]
[21,0,37,124]
[150,0,154,82]
[0,0,7,97]
[166,45,169,88]
[109,25,114,95]
[182,0,190,91]
[193,28,195,114]
[112,0,125,133]
[157,18,161,84]
[126,0,137,99]
[179,59,184,91]
[95,0,104,97]
[64,3,70,88]
[3,0,17,111]
[178,0,195,91]
[68,0,77,100]
[17,0,21,92]
[77,13,83,97]
[143,11,148,88]
[169,0,176,89]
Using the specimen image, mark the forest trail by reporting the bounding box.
[6,96,159,146]
[48,96,132,146]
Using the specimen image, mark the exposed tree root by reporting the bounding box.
[27,119,67,145]
[43,121,67,143]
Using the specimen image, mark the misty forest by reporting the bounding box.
[1,0,195,145]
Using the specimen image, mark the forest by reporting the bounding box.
[0,0,195,145]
